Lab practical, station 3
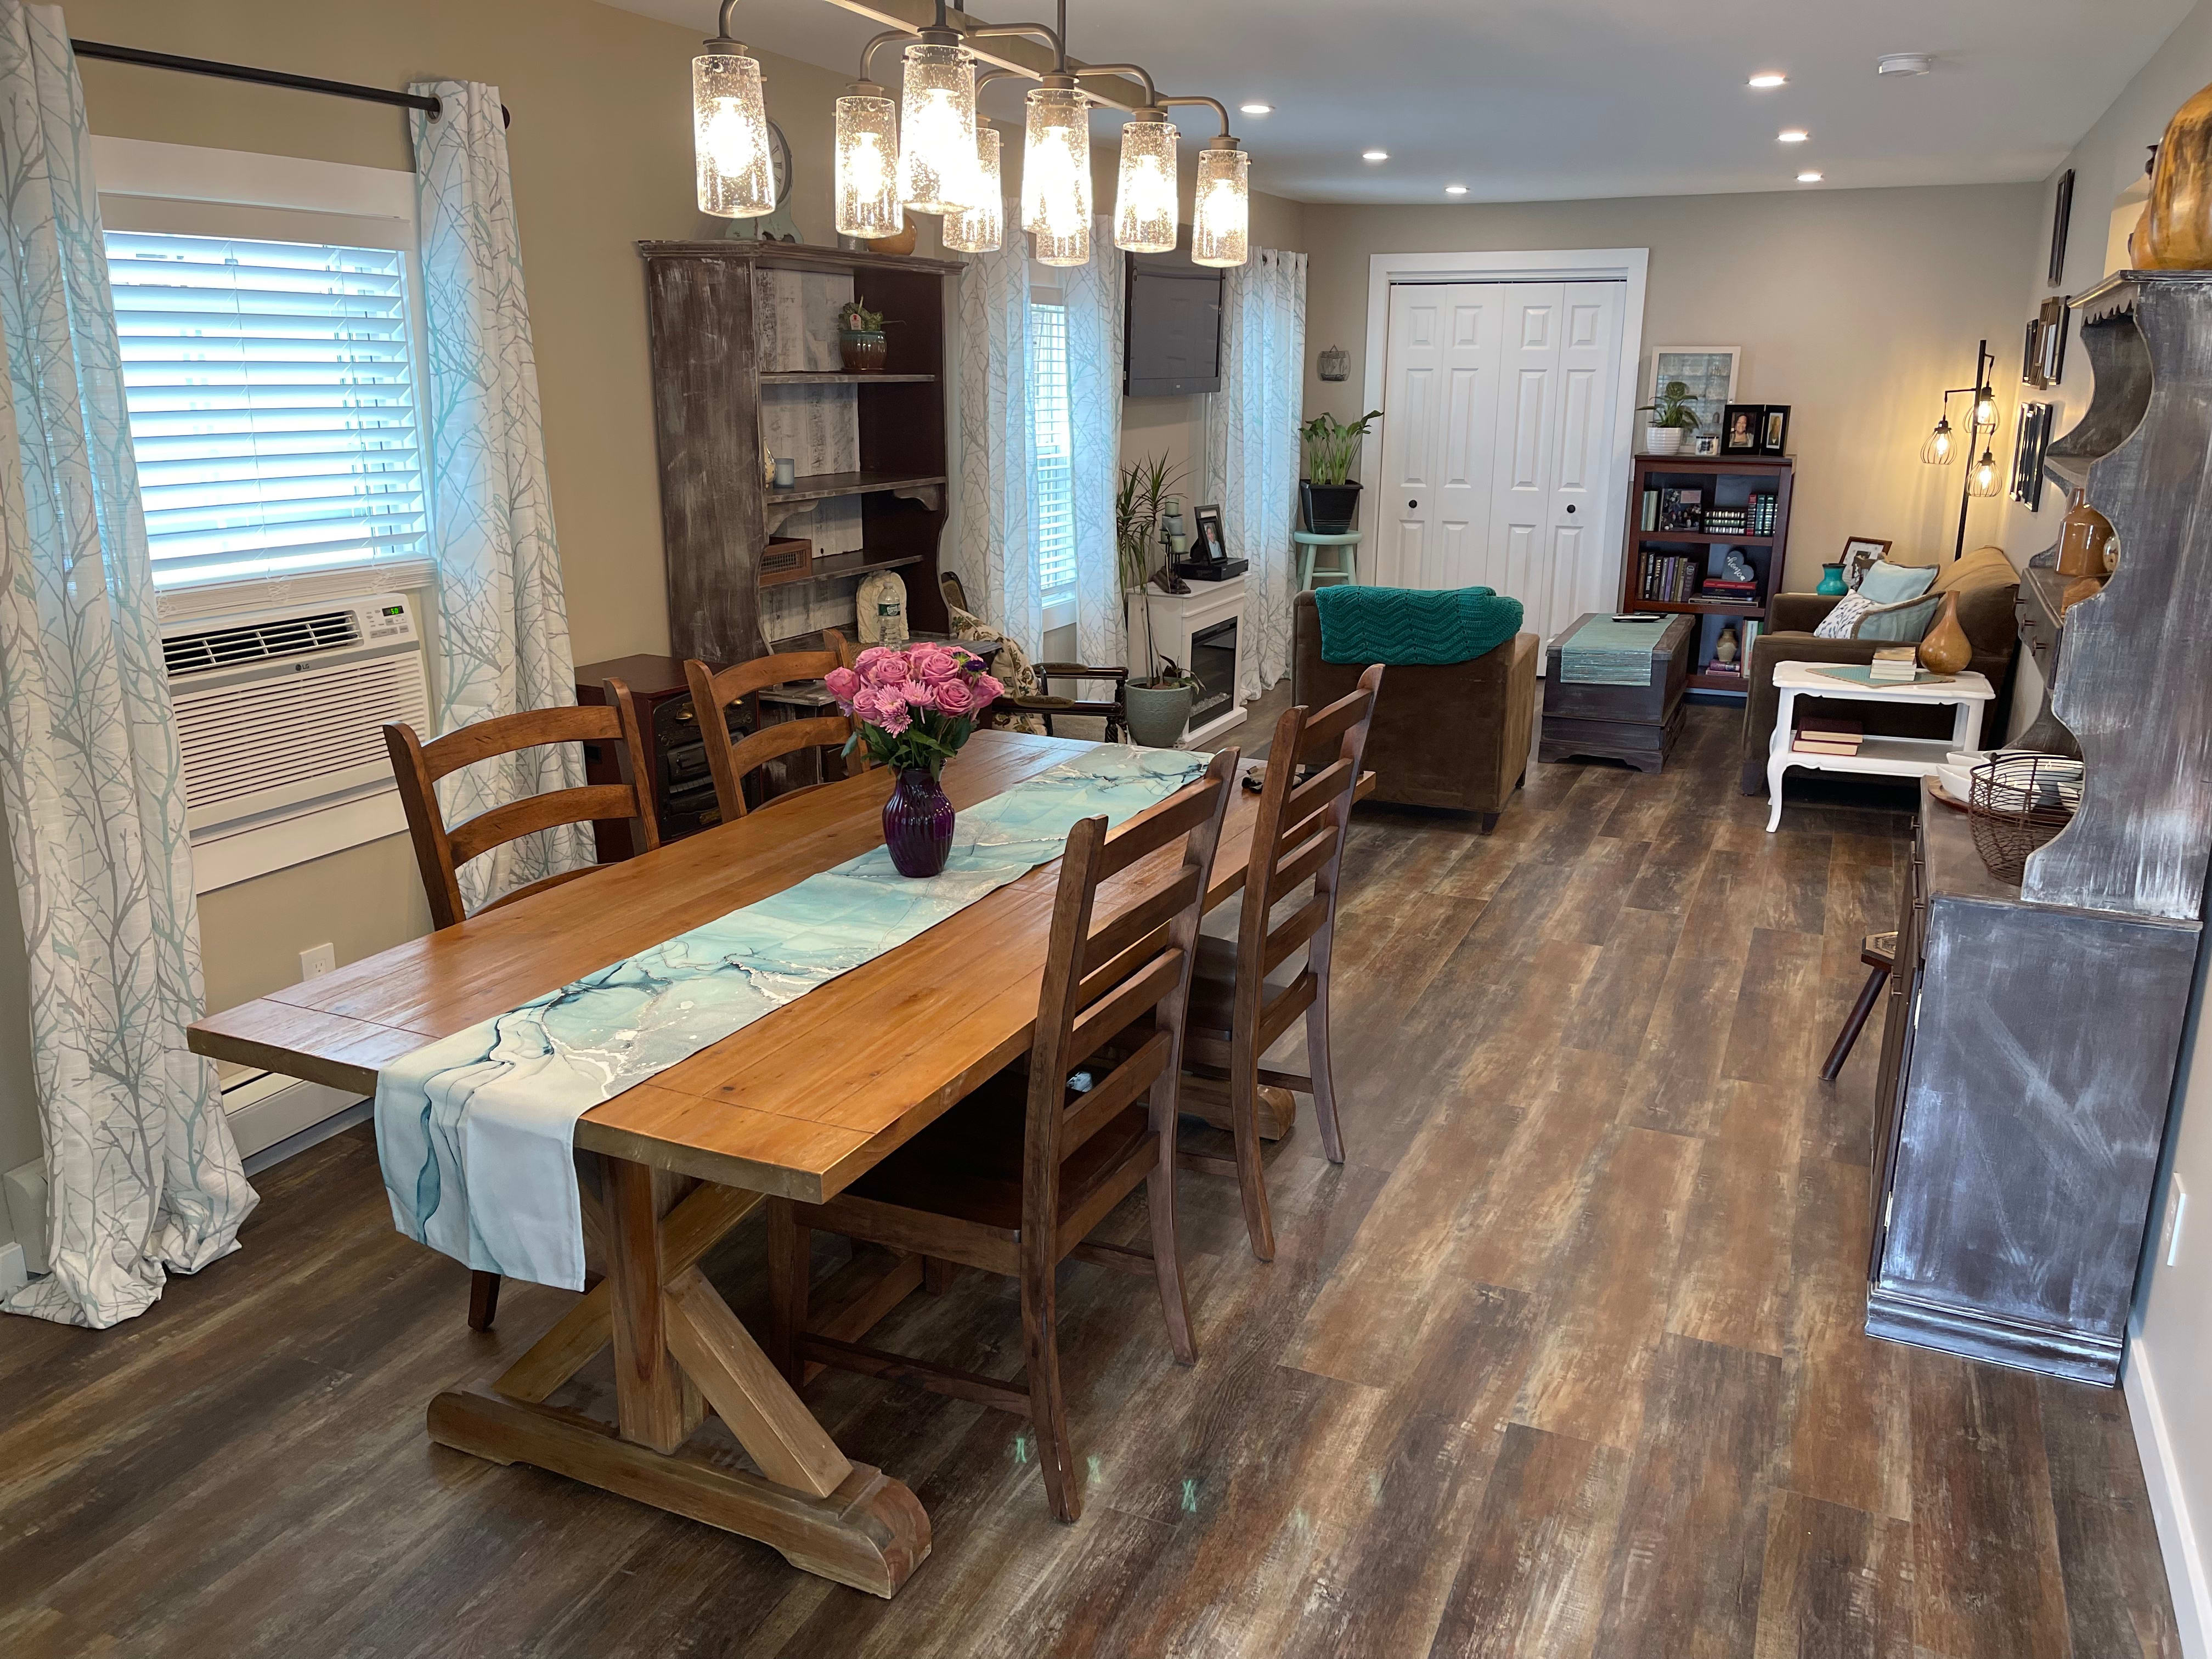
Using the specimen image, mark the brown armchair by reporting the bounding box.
[1291,590,1537,830]
[1737,546,2021,794]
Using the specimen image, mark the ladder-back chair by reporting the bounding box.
[769,748,1238,1521]
[682,633,863,825]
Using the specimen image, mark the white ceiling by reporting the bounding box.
[603,0,2191,204]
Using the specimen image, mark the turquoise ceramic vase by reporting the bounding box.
[1815,563,1848,597]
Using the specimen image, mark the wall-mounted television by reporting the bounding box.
[1124,236,1223,397]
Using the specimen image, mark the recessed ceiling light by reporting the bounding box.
[1797,171,1824,183]
[1362,149,1389,162]
[1748,72,1787,88]
[1877,53,1932,76]
[1445,184,1468,195]
[1239,101,1273,115]
[1778,128,1809,143]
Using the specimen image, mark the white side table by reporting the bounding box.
[1765,661,1995,833]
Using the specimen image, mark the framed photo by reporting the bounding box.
[1841,537,1891,590]
[1720,404,1763,453]
[1693,435,1720,456]
[1760,405,1791,455]
[1192,504,1228,563]
[2049,169,2074,287]
[2038,296,2070,386]
[2012,401,2053,508]
[1650,347,1740,443]
[2022,318,2046,388]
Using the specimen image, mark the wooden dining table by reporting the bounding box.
[188,730,1362,1598]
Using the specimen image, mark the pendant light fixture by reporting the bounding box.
[944,128,1005,252]
[837,31,909,239]
[1084,64,1177,254]
[1967,443,2002,498]
[898,5,983,215]
[1161,98,1247,267]
[1920,416,1956,465]
[1024,76,1092,264]
[693,0,775,217]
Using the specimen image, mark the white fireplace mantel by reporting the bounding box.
[1132,574,1246,747]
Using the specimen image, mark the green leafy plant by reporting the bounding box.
[837,300,887,334]
[1115,454,1193,690]
[1639,379,1700,430]
[1145,653,1199,691]
[1300,409,1383,486]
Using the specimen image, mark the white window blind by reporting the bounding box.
[104,230,430,592]
[1029,299,1075,603]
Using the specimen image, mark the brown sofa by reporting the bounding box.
[1737,545,2020,794]
[1291,590,1537,829]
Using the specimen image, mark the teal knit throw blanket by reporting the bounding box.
[1314,584,1525,666]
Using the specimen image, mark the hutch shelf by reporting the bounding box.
[1616,454,1796,694]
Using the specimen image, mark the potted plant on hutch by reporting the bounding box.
[1117,454,1200,747]
[1299,409,1383,533]
[837,299,888,373]
[1639,379,1699,456]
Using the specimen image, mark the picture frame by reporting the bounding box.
[1720,403,1764,453]
[2012,401,2053,508]
[2038,296,2070,386]
[1841,537,1892,590]
[2022,317,2046,389]
[1693,435,1720,456]
[1192,504,1228,563]
[1760,405,1791,455]
[2049,169,2074,287]
[1650,347,1741,442]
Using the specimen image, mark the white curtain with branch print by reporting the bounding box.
[0,6,255,1329]
[1059,223,1125,668]
[1206,248,1306,701]
[953,238,1040,654]
[410,81,589,914]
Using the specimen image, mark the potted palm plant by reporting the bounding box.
[1299,409,1383,533]
[1117,454,1199,747]
[1639,380,1700,455]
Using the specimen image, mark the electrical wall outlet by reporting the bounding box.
[2163,1174,2190,1268]
[298,943,336,981]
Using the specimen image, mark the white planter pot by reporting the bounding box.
[1644,426,1686,456]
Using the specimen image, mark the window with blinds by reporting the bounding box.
[104,230,428,591]
[1029,299,1076,603]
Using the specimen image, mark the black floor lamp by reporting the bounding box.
[1920,339,2003,561]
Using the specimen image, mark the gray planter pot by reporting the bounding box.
[1124,681,1194,748]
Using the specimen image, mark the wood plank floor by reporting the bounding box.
[0,706,2179,1658]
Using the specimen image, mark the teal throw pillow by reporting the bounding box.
[1857,560,1937,607]
[1853,594,1942,642]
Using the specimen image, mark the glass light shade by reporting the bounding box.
[1023,84,1092,263]
[1920,418,1955,465]
[1968,446,2001,498]
[1973,387,1998,427]
[896,42,980,215]
[944,129,1004,253]
[1114,119,1180,253]
[836,92,902,238]
[1190,146,1250,267]
[693,52,775,217]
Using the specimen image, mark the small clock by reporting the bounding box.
[767,120,793,208]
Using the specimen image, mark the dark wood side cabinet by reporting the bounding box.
[1866,271,2212,1384]
[637,241,961,663]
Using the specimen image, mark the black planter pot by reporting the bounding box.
[1301,480,1361,535]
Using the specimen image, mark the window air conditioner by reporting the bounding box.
[161,592,431,845]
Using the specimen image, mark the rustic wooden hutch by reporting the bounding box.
[1867,270,2212,1383]
[636,240,961,662]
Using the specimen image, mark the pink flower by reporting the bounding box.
[824,665,860,703]
[908,644,962,684]
[849,684,896,725]
[872,701,911,735]
[933,677,979,718]
[899,679,938,708]
[854,646,907,689]
[972,673,1005,708]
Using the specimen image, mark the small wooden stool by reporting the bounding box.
[1821,931,1898,1082]
[1293,531,1361,590]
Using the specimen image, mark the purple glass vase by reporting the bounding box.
[883,766,955,877]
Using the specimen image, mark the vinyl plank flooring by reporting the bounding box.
[1667,1079,1802,1357]
[1752,1489,1914,1659]
[2039,1372,2185,1659]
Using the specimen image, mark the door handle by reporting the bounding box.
[1565,504,1577,514]
[1408,499,1418,509]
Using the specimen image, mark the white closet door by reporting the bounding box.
[1374,284,1502,589]
[1486,283,1566,616]
[1548,283,1624,636]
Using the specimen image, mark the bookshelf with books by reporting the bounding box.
[1617,454,1795,695]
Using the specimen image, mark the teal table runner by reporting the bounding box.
[1313,584,1524,665]
[1559,616,1667,685]
[374,744,1206,1291]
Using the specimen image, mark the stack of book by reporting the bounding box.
[1750,492,1780,535]
[1640,552,1702,601]
[1792,714,1864,757]
[1700,576,1759,606]
[1869,646,1918,684]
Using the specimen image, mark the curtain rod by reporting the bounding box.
[69,40,511,127]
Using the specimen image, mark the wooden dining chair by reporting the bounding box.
[383,682,661,1335]
[1180,667,1382,1261]
[683,633,865,825]
[768,749,1238,1522]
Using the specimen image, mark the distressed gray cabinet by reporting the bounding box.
[1867,270,2212,1384]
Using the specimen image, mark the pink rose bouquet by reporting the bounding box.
[827,644,1005,777]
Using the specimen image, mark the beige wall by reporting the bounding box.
[1297,185,2041,596]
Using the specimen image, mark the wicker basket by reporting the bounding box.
[1966,753,2081,882]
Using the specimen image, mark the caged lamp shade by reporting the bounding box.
[1190,145,1249,267]
[836,89,902,238]
[694,49,775,217]
[1024,84,1093,264]
[943,128,1005,253]
[1920,416,1956,465]
[1967,444,2002,498]
[896,41,981,215]
[1114,115,1180,253]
